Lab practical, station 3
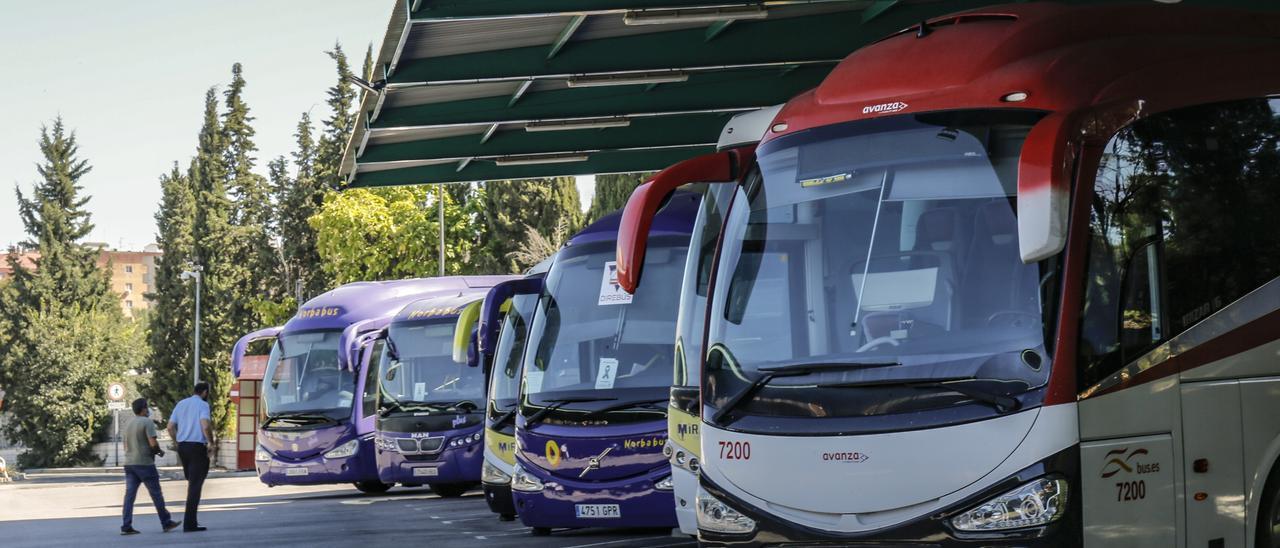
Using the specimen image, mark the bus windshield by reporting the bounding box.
[489,293,537,413]
[523,238,689,411]
[706,110,1055,424]
[262,330,353,421]
[381,318,484,412]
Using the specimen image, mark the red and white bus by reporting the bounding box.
[617,3,1280,546]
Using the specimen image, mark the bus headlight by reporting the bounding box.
[482,460,512,485]
[696,489,755,535]
[951,477,1068,532]
[323,439,359,460]
[654,475,674,491]
[511,463,544,493]
[255,446,272,462]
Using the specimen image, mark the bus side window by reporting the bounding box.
[1077,130,1165,390]
[363,340,384,418]
[1078,96,1280,393]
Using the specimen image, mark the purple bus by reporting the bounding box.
[371,284,517,497]
[236,277,509,493]
[509,193,698,535]
[478,260,552,520]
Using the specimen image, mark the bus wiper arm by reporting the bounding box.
[492,406,518,429]
[525,397,617,426]
[712,361,900,427]
[585,398,668,417]
[262,413,334,428]
[823,377,1022,414]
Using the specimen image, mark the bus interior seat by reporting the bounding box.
[962,200,1026,326]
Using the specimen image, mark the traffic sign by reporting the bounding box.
[107,382,126,402]
[107,401,129,411]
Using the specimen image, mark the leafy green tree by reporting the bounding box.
[0,119,138,467]
[145,163,198,416]
[308,186,479,283]
[475,177,583,273]
[585,172,651,224]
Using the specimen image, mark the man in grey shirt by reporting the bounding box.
[121,397,182,535]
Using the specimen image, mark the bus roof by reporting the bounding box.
[567,190,699,247]
[283,276,512,333]
[391,290,492,324]
[765,2,1280,145]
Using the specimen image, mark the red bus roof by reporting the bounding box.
[765,2,1280,145]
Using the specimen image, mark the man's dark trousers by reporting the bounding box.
[177,442,209,530]
[123,465,172,530]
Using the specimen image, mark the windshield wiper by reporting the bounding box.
[491,406,518,429]
[584,398,668,417]
[262,412,334,428]
[524,397,617,426]
[378,399,404,418]
[823,377,1022,414]
[712,361,899,427]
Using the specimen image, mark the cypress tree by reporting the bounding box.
[221,63,279,326]
[475,177,583,272]
[585,172,650,224]
[188,89,237,439]
[146,163,198,415]
[277,112,327,300]
[316,43,357,190]
[0,119,139,467]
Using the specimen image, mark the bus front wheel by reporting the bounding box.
[429,483,469,498]
[354,481,392,494]
[1260,461,1280,548]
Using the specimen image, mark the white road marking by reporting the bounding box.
[564,537,666,548]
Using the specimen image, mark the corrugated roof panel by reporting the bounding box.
[401,17,569,60]
[384,81,523,109]
[367,125,489,145]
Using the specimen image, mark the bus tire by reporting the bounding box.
[354,481,392,494]
[429,483,468,498]
[531,527,551,536]
[1261,460,1280,548]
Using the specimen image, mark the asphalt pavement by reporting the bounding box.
[0,474,696,548]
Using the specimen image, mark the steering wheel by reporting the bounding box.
[986,310,1040,328]
[857,336,901,353]
[453,400,479,411]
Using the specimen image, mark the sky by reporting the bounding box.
[0,1,596,251]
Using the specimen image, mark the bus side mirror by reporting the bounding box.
[453,300,482,366]
[616,148,753,293]
[1017,111,1079,263]
[232,326,282,378]
[478,277,544,355]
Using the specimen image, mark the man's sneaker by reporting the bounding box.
[163,520,182,532]
[120,528,141,535]
[183,526,207,533]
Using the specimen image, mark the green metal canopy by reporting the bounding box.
[342,0,1275,187]
[341,0,984,187]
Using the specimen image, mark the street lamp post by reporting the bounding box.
[180,265,203,386]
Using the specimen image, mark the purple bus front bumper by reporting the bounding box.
[256,437,379,486]
[375,431,484,485]
[511,465,677,529]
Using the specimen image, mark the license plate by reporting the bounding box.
[284,467,309,477]
[575,504,621,519]
[413,467,440,477]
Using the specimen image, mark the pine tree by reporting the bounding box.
[188,89,238,439]
[585,172,650,224]
[145,163,197,416]
[0,119,139,467]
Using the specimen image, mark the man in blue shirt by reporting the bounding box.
[167,382,212,533]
